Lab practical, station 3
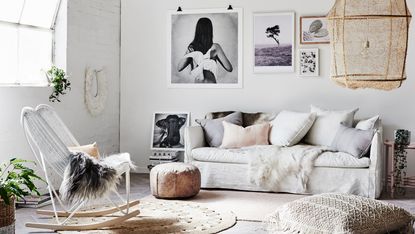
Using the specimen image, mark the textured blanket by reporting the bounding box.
[60,152,119,204]
[248,145,328,193]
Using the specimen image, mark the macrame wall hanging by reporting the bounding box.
[327,0,412,90]
[85,67,107,116]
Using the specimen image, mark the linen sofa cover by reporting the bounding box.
[191,146,371,168]
[185,122,384,198]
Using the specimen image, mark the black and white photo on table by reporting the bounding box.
[300,16,330,44]
[299,48,319,77]
[253,12,295,73]
[168,8,242,88]
[151,112,190,151]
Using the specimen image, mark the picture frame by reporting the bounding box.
[299,48,319,77]
[151,112,190,151]
[300,16,330,44]
[168,8,243,88]
[253,12,295,73]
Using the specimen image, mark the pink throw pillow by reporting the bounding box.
[220,121,270,149]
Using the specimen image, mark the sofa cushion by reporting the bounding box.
[314,151,370,168]
[205,111,276,127]
[220,121,270,149]
[192,147,253,164]
[269,111,316,146]
[195,112,243,147]
[191,145,370,168]
[304,105,359,146]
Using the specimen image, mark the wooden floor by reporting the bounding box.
[16,173,415,233]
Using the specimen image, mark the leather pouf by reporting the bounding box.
[150,162,201,199]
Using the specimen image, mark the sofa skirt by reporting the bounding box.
[191,161,379,198]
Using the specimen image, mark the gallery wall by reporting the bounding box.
[0,0,121,179]
[120,0,415,173]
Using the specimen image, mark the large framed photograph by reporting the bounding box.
[253,12,295,73]
[299,48,319,77]
[168,8,243,88]
[300,16,330,44]
[151,112,190,151]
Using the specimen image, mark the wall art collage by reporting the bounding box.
[167,7,329,88]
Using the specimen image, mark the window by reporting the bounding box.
[0,0,61,86]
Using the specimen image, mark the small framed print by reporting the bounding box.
[151,112,190,151]
[300,16,330,44]
[253,12,295,73]
[299,48,319,77]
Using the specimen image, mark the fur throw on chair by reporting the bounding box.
[60,152,119,204]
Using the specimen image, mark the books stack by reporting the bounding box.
[16,194,52,208]
[148,151,180,170]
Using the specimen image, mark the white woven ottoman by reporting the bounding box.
[150,162,201,199]
[267,193,414,234]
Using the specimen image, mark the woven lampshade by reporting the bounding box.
[327,0,412,90]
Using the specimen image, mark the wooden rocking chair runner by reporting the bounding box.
[21,104,140,231]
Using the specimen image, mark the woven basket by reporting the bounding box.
[327,0,412,90]
[0,197,15,228]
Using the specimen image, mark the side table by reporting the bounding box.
[384,140,415,198]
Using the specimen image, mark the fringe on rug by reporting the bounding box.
[265,211,335,234]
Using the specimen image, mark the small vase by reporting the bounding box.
[394,129,411,145]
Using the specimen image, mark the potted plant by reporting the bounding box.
[0,158,44,233]
[46,65,71,103]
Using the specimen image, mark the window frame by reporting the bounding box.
[0,0,62,87]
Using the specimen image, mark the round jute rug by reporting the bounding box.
[58,200,236,233]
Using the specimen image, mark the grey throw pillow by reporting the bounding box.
[331,124,375,158]
[196,112,243,147]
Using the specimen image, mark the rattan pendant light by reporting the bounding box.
[327,0,412,90]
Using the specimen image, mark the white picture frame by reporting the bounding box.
[300,16,330,44]
[299,48,319,77]
[253,12,295,73]
[151,112,190,151]
[168,8,243,88]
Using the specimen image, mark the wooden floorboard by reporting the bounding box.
[16,173,415,233]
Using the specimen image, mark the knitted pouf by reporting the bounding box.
[267,193,415,234]
[150,162,201,199]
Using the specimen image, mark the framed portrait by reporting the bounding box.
[168,8,243,88]
[253,12,295,73]
[300,16,330,44]
[151,112,190,151]
[299,48,319,77]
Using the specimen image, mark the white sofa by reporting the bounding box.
[185,122,384,199]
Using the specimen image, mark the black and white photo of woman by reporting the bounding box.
[170,10,240,86]
[177,17,233,83]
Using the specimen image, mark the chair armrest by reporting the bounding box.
[369,126,384,198]
[185,126,205,162]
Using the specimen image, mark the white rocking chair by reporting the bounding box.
[21,104,140,231]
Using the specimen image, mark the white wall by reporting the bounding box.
[0,0,121,180]
[121,0,415,173]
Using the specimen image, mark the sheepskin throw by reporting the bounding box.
[249,145,328,192]
[267,193,415,234]
[60,152,119,204]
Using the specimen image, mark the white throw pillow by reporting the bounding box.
[304,105,359,146]
[269,111,316,146]
[355,115,380,130]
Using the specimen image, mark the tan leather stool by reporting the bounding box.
[150,162,201,199]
